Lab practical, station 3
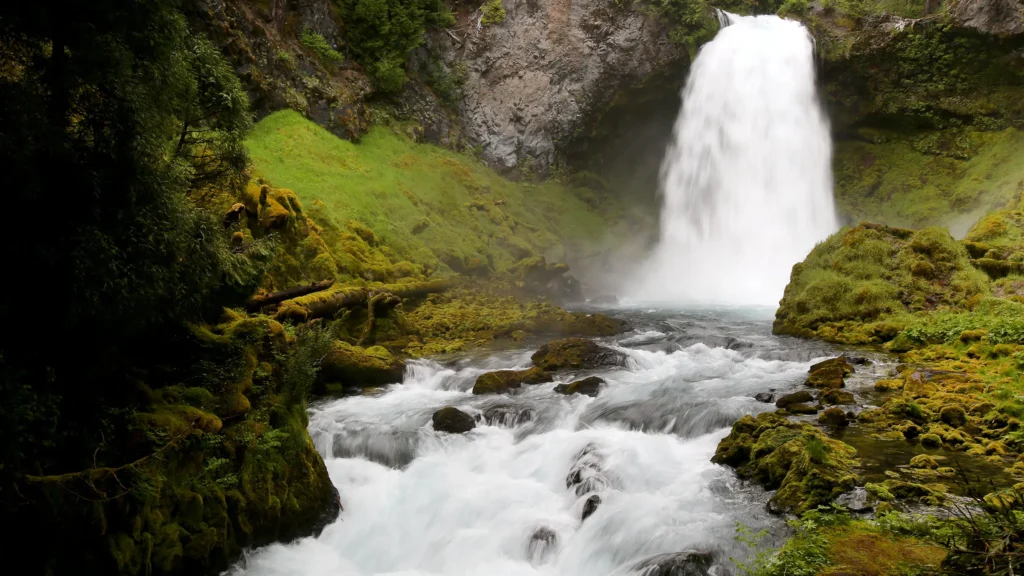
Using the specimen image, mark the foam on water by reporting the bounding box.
[230,310,834,576]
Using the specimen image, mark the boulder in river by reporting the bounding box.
[806,356,850,388]
[581,494,601,521]
[483,404,535,427]
[432,407,476,433]
[631,551,715,576]
[554,376,604,397]
[754,391,775,403]
[473,367,552,394]
[776,390,814,409]
[531,338,626,371]
[818,407,849,427]
[527,527,558,564]
[819,389,855,405]
[787,403,819,415]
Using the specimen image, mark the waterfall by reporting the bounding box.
[633,13,837,306]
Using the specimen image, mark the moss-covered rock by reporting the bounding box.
[818,407,850,427]
[820,389,856,405]
[432,407,476,433]
[318,342,405,390]
[774,224,989,344]
[777,390,815,409]
[472,367,552,395]
[531,338,627,371]
[712,412,859,514]
[553,376,604,397]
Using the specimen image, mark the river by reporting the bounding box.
[228,306,876,576]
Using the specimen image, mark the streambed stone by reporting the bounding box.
[432,407,476,433]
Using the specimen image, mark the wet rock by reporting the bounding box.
[473,367,552,395]
[836,487,872,513]
[920,433,942,447]
[910,454,939,469]
[846,356,872,366]
[482,405,535,427]
[432,407,476,433]
[531,338,627,371]
[820,389,855,405]
[787,403,819,415]
[631,551,715,576]
[776,390,814,409]
[940,405,968,428]
[754,392,775,403]
[901,423,922,439]
[527,527,557,564]
[554,376,604,397]
[223,202,247,227]
[818,407,849,427]
[581,495,601,521]
[566,444,607,496]
[810,356,854,376]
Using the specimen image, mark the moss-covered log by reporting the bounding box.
[246,279,335,312]
[273,279,454,322]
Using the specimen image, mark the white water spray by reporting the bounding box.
[633,13,837,306]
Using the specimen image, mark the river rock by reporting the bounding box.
[527,527,558,564]
[820,389,855,405]
[776,390,814,409]
[581,494,601,521]
[432,407,476,433]
[531,338,627,371]
[473,367,552,394]
[807,365,847,389]
[566,444,607,496]
[318,342,405,391]
[483,405,535,427]
[554,376,604,397]
[787,403,819,415]
[836,487,872,513]
[631,551,715,576]
[818,407,849,427]
[940,405,968,428]
[754,391,775,403]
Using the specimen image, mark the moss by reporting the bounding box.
[480,0,506,26]
[775,223,989,344]
[317,341,405,390]
[530,338,625,371]
[712,412,859,514]
[472,367,552,395]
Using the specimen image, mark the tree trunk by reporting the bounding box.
[274,279,454,322]
[247,279,335,312]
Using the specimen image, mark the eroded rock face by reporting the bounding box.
[950,0,1024,37]
[429,0,685,174]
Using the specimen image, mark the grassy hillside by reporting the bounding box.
[245,111,612,275]
[834,129,1024,232]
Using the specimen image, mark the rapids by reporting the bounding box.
[229,307,850,576]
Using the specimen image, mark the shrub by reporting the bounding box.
[299,29,342,64]
[481,0,506,25]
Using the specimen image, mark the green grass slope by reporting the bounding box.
[245,111,612,275]
[834,129,1024,232]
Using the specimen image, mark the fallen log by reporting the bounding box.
[246,279,335,312]
[274,278,454,322]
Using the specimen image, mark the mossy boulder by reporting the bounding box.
[818,407,850,427]
[318,342,405,390]
[432,407,476,433]
[712,412,859,514]
[777,391,815,409]
[553,376,604,397]
[530,338,626,371]
[774,224,988,345]
[940,405,968,428]
[787,403,820,415]
[820,389,855,405]
[472,367,551,395]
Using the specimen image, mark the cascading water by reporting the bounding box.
[632,13,838,306]
[225,308,861,576]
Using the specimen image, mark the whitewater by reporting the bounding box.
[633,13,837,306]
